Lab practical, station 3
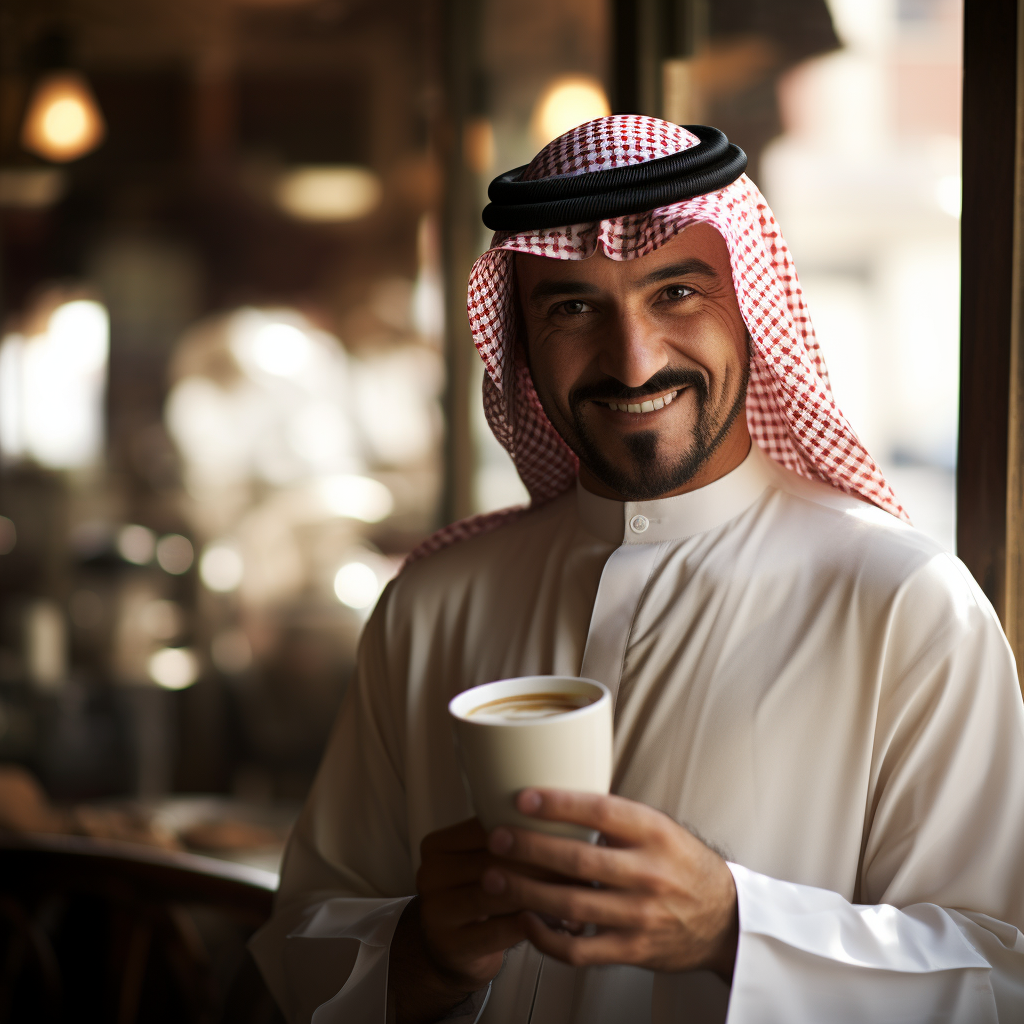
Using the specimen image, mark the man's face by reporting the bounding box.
[516,223,752,501]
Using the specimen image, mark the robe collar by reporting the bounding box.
[575,441,774,546]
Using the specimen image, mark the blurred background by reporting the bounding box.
[0,0,961,866]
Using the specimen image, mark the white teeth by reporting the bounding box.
[604,390,679,414]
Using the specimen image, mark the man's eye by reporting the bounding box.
[663,285,694,301]
[558,300,592,315]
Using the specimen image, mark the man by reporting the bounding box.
[251,117,1024,1023]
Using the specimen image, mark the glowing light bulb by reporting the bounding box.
[21,72,106,163]
[531,76,610,149]
[44,99,87,145]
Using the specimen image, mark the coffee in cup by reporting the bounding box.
[465,691,596,720]
[448,675,612,840]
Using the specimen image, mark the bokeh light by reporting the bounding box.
[117,524,156,565]
[275,166,382,221]
[200,543,245,592]
[48,300,109,372]
[20,72,107,163]
[156,534,194,575]
[317,475,394,523]
[530,75,610,148]
[251,322,312,378]
[0,299,109,470]
[333,561,382,609]
[147,647,200,690]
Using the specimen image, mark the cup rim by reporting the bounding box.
[448,675,610,726]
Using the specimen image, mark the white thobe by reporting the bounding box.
[251,443,1024,1023]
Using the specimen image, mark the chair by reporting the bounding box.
[0,830,285,1023]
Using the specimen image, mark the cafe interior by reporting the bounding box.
[1,0,1020,1020]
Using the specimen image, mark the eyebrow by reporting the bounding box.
[527,279,596,302]
[636,259,719,287]
[527,258,719,304]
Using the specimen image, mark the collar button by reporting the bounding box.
[629,514,649,534]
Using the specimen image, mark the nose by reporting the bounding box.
[596,310,670,388]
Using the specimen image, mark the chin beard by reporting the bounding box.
[564,363,750,501]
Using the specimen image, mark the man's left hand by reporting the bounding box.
[481,789,738,980]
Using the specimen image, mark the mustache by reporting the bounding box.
[569,367,709,408]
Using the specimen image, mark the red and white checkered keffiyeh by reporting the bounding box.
[408,115,906,564]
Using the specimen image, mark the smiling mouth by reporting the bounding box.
[595,389,681,415]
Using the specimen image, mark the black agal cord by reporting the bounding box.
[482,124,747,232]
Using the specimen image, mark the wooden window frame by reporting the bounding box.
[961,0,1024,682]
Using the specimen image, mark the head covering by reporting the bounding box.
[408,115,906,565]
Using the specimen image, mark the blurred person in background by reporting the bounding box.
[251,117,1024,1023]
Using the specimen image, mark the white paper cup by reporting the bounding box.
[448,675,612,840]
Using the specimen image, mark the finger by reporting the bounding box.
[515,790,668,845]
[418,842,564,894]
[420,818,488,857]
[482,869,654,930]
[489,826,637,888]
[422,882,525,930]
[417,849,493,894]
[522,912,637,968]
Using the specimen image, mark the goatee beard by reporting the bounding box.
[564,363,750,501]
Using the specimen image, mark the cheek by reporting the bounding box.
[529,331,585,407]
[671,310,746,384]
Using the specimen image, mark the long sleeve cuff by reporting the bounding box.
[250,896,492,1024]
[725,862,1003,1023]
[250,895,413,1023]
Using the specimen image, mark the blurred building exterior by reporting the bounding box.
[762,0,962,550]
[0,0,962,830]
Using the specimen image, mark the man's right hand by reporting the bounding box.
[388,818,529,1024]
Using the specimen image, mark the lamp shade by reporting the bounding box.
[21,70,106,163]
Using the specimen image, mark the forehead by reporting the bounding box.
[513,222,731,289]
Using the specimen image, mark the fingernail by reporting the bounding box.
[488,827,513,854]
[481,868,506,894]
[518,790,542,813]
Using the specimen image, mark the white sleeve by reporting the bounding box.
[725,863,1023,1023]
[723,555,1024,1023]
[249,893,413,1023]
[249,892,492,1024]
[250,585,419,1023]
